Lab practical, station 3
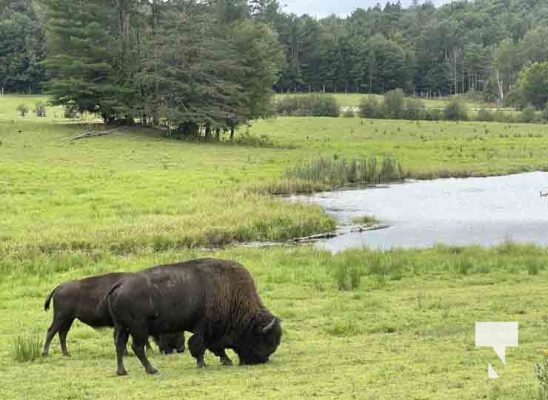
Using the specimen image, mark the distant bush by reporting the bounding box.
[358,96,383,118]
[383,89,405,119]
[521,105,536,123]
[476,108,494,122]
[404,98,426,120]
[234,131,274,147]
[35,102,46,117]
[493,110,514,123]
[544,104,548,122]
[424,108,442,121]
[16,104,29,117]
[275,94,340,117]
[443,98,468,121]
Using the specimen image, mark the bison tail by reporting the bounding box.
[99,280,124,324]
[44,285,60,311]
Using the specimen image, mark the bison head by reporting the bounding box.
[236,314,282,365]
[152,333,185,355]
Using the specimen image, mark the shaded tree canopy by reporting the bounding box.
[41,0,283,134]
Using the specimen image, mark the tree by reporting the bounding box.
[518,62,548,110]
[0,0,45,93]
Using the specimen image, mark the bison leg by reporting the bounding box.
[113,329,130,356]
[212,348,233,366]
[42,318,64,356]
[188,334,207,368]
[115,328,129,376]
[131,334,158,375]
[58,319,74,356]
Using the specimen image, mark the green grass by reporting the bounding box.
[2,95,548,399]
[1,246,548,399]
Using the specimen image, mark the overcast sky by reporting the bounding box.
[281,0,452,17]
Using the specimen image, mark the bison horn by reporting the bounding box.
[262,318,277,333]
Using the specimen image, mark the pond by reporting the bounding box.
[292,172,548,252]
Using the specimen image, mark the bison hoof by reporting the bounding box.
[116,369,128,376]
[177,347,185,354]
[221,358,233,366]
[146,367,159,375]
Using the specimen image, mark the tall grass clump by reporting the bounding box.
[11,334,42,362]
[334,263,362,291]
[285,155,403,188]
[275,94,340,117]
[535,357,548,400]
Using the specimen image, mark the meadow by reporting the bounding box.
[2,95,548,399]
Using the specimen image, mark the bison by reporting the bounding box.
[105,258,282,375]
[43,272,185,357]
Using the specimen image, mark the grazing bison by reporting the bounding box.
[106,258,282,375]
[43,272,185,356]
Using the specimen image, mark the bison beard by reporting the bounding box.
[106,258,282,375]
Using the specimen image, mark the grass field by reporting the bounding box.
[2,94,548,399]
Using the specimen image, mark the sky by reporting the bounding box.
[280,0,453,17]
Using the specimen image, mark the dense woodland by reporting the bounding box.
[3,0,548,127]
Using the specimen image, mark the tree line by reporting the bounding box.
[3,0,548,119]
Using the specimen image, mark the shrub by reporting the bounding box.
[16,104,29,117]
[494,110,514,123]
[424,108,442,121]
[544,104,548,122]
[275,94,340,117]
[476,108,494,122]
[358,96,383,119]
[404,98,426,120]
[234,131,274,147]
[521,105,536,123]
[35,102,46,117]
[11,334,42,362]
[383,89,405,119]
[443,98,468,121]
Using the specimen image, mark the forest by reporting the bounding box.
[3,0,548,125]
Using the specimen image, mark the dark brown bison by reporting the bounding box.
[105,258,282,375]
[43,272,185,357]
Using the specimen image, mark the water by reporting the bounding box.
[292,172,548,252]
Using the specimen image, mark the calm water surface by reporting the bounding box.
[293,172,548,251]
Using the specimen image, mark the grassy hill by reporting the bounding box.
[1,95,548,399]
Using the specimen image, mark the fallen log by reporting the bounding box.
[64,127,127,142]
